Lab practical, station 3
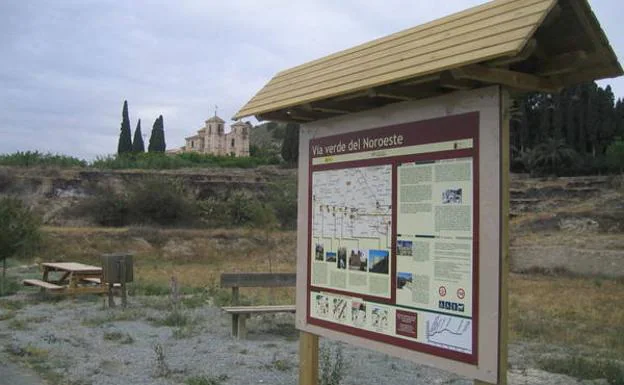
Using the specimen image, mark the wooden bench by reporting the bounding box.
[220,272,296,339]
[23,279,64,291]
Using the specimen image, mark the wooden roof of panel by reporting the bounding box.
[234,0,622,122]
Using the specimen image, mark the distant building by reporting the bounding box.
[181,115,250,157]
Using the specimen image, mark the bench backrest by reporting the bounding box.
[220,273,296,288]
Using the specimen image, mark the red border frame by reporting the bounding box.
[305,112,480,365]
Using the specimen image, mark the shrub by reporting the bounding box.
[0,151,86,168]
[527,138,578,176]
[91,152,280,170]
[267,180,298,229]
[127,177,196,226]
[198,192,278,229]
[77,177,196,227]
[320,343,345,385]
[80,184,129,227]
[0,169,16,193]
[0,197,41,295]
[606,139,624,173]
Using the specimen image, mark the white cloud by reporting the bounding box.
[0,0,622,160]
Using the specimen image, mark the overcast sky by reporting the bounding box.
[1,1,623,160]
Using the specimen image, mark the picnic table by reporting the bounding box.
[23,262,108,295]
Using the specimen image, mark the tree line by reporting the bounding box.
[511,82,624,175]
[117,100,166,155]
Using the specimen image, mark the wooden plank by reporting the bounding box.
[221,305,296,314]
[220,273,296,288]
[252,14,546,101]
[237,315,248,339]
[82,277,102,284]
[239,40,524,116]
[298,332,319,385]
[499,87,511,385]
[536,50,588,76]
[261,8,547,94]
[23,279,64,290]
[440,71,479,90]
[277,0,552,79]
[487,38,537,67]
[61,287,108,295]
[242,31,530,114]
[41,262,102,274]
[451,64,560,93]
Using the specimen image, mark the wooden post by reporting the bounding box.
[1,258,6,296]
[120,256,127,308]
[475,87,510,385]
[298,331,319,385]
[231,286,239,306]
[108,283,115,308]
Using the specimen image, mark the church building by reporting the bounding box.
[182,115,250,157]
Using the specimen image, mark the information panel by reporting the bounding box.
[307,112,479,363]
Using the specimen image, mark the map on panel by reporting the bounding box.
[312,165,392,241]
[311,165,393,299]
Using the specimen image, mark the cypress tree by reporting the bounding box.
[132,119,145,153]
[117,100,133,155]
[158,115,166,152]
[281,122,300,165]
[148,115,166,153]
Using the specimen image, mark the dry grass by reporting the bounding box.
[32,226,624,358]
[37,226,297,305]
[510,273,624,357]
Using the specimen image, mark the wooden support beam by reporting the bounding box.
[400,74,439,86]
[439,71,478,90]
[298,332,319,385]
[368,88,413,101]
[542,4,561,27]
[568,0,606,55]
[487,39,538,67]
[256,111,313,123]
[286,114,315,122]
[302,103,351,115]
[450,65,561,93]
[332,90,369,102]
[536,50,588,76]
[552,66,623,88]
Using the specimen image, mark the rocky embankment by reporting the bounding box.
[1,166,622,277]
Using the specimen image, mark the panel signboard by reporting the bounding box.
[307,112,478,362]
[296,87,504,383]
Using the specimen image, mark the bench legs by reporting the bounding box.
[231,314,248,339]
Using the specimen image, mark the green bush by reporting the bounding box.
[0,151,86,168]
[267,180,298,229]
[320,343,345,385]
[127,177,197,226]
[0,197,41,261]
[91,152,280,170]
[198,192,278,229]
[77,177,197,227]
[606,139,624,173]
[527,138,578,176]
[0,169,16,193]
[0,197,41,295]
[80,185,129,227]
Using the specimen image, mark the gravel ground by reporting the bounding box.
[0,294,611,385]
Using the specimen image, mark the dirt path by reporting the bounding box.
[0,352,47,385]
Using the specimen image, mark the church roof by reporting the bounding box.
[234,0,622,122]
[206,115,225,124]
